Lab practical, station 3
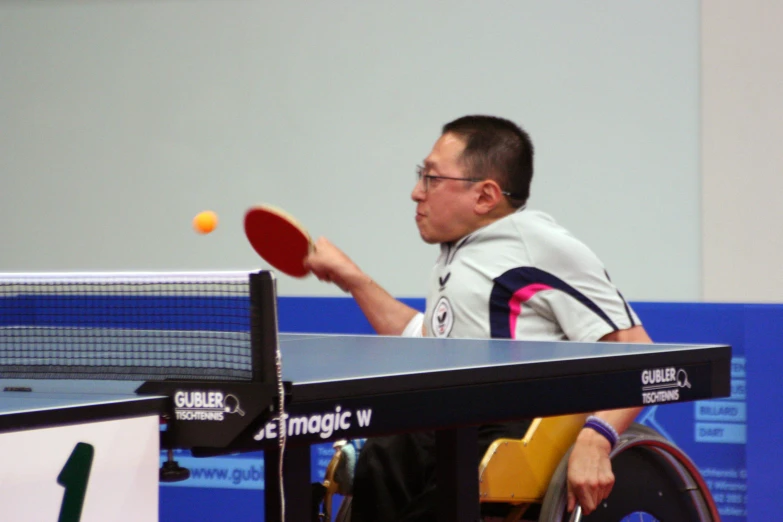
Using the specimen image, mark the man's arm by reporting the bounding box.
[566,325,651,515]
[304,237,420,335]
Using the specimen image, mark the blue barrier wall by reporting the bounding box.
[743,306,783,521]
[3,295,777,520]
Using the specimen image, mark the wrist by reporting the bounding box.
[341,269,373,292]
[577,427,612,450]
[581,415,619,450]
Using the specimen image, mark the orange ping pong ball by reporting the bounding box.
[193,210,218,234]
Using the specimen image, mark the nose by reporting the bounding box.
[411,176,426,202]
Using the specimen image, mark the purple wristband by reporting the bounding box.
[583,416,618,449]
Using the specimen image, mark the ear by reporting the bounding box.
[474,180,506,215]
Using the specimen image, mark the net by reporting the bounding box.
[0,271,255,381]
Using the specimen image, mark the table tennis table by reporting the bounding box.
[1,332,731,522]
[0,379,166,521]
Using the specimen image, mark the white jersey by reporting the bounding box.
[423,207,640,342]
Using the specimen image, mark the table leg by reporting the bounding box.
[264,444,311,522]
[436,426,480,522]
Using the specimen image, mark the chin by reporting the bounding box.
[417,227,450,244]
[415,225,435,244]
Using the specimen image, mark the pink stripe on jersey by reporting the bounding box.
[508,283,553,338]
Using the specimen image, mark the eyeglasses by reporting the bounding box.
[415,165,512,197]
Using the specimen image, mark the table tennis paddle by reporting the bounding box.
[244,204,313,278]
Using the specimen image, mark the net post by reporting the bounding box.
[249,270,278,385]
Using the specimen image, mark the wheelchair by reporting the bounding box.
[316,414,720,522]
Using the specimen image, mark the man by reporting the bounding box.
[305,115,651,520]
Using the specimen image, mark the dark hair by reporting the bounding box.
[442,115,534,206]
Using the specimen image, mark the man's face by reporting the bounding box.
[411,133,480,244]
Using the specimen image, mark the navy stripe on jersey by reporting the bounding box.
[618,291,635,326]
[489,267,619,339]
[604,270,635,327]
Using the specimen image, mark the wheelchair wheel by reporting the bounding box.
[537,423,719,522]
[334,495,352,522]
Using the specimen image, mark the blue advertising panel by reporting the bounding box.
[634,303,747,521]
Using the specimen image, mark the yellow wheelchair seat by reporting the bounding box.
[479,414,588,505]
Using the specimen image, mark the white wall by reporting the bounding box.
[701,0,783,302]
[0,0,701,300]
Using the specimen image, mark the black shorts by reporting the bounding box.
[351,420,532,522]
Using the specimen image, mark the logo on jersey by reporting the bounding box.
[431,296,454,337]
[438,272,451,290]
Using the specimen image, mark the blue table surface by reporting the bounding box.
[0,380,157,415]
[1,333,725,414]
[277,333,723,384]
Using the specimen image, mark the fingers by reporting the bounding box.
[305,237,336,267]
[308,265,334,285]
[568,473,615,515]
[303,238,331,274]
[602,476,615,509]
[567,429,616,515]
[567,452,614,514]
[312,236,334,253]
[569,483,596,515]
[303,237,350,292]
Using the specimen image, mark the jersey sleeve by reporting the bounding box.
[525,236,641,342]
[401,312,425,338]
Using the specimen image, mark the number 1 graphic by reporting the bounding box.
[57,442,95,522]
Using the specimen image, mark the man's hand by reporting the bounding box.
[566,427,615,515]
[304,237,365,292]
